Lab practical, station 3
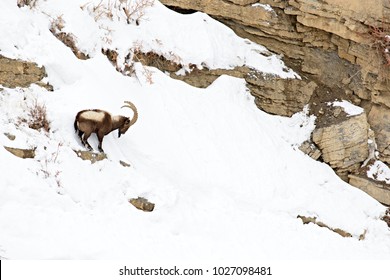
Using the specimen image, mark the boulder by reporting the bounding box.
[312,108,369,179]
[74,150,107,163]
[129,197,155,212]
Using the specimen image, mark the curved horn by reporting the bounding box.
[121,101,138,126]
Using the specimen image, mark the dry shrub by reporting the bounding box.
[22,98,50,132]
[82,0,155,25]
[369,25,390,67]
[102,48,135,76]
[140,66,154,84]
[81,0,116,21]
[102,46,154,84]
[133,50,182,72]
[50,15,65,32]
[121,0,155,25]
[39,142,63,189]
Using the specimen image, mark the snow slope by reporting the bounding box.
[0,0,389,259]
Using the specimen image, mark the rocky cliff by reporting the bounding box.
[160,0,390,204]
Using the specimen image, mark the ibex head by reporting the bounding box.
[118,101,138,138]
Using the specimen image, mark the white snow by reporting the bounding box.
[0,0,389,260]
[252,3,275,13]
[329,100,364,116]
[368,160,390,184]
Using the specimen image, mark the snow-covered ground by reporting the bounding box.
[0,0,389,260]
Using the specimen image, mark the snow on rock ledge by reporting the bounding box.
[348,160,390,206]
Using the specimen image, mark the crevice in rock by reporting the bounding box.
[164,5,197,14]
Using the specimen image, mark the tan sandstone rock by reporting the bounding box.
[226,0,258,5]
[312,111,369,178]
[4,146,36,159]
[74,150,107,163]
[349,174,390,206]
[368,105,390,164]
[247,74,317,116]
[297,215,354,238]
[129,50,314,116]
[129,197,155,212]
[0,55,50,89]
[298,140,322,160]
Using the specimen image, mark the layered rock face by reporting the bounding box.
[162,0,389,98]
[0,55,50,89]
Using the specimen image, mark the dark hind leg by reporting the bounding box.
[97,133,104,153]
[82,132,93,151]
[77,130,84,141]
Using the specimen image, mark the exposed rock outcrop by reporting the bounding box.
[161,0,389,96]
[0,55,51,89]
[50,17,90,60]
[298,140,321,160]
[247,74,317,116]
[128,50,314,116]
[4,146,36,159]
[297,215,367,240]
[368,105,390,163]
[349,174,390,206]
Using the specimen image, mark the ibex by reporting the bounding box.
[74,101,138,153]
